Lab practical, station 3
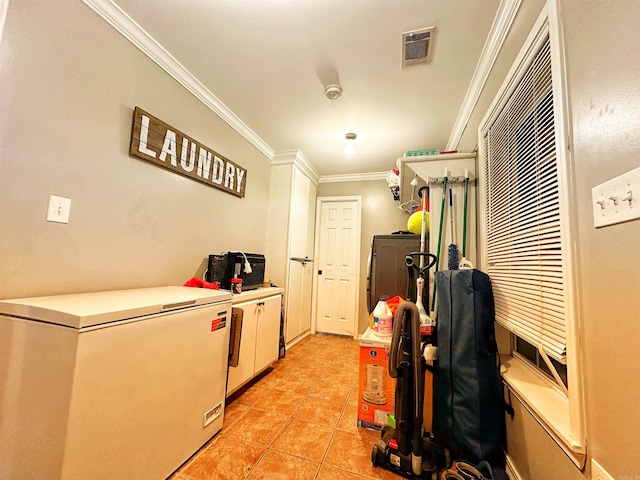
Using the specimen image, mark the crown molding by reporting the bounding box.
[446,0,522,151]
[82,0,274,160]
[0,0,8,47]
[83,0,508,174]
[319,171,387,184]
[272,150,321,185]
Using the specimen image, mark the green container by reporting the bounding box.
[404,149,440,157]
[388,414,396,429]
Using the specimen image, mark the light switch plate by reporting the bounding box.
[591,458,614,480]
[591,167,640,228]
[46,195,71,224]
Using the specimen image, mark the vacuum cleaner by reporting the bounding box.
[371,300,449,479]
[371,184,449,479]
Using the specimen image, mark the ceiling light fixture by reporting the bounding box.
[343,133,357,156]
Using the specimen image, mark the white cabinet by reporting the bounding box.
[285,167,316,341]
[254,295,282,373]
[227,292,282,395]
[265,151,318,345]
[285,257,314,341]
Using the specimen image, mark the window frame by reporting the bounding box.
[476,0,586,468]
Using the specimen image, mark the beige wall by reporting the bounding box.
[0,0,272,299]
[459,0,640,478]
[317,179,408,334]
[562,0,640,476]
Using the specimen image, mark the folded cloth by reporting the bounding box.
[183,277,220,289]
[477,460,509,480]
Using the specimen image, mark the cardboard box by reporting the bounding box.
[357,328,396,430]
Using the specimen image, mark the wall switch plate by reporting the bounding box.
[46,195,71,224]
[591,458,615,480]
[591,167,640,228]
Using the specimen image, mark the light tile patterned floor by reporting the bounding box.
[169,333,404,480]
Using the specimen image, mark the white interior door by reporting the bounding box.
[314,198,361,337]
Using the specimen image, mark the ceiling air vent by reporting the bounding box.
[402,26,435,68]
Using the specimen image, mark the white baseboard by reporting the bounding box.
[285,331,311,350]
[505,453,522,480]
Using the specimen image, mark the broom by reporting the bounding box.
[430,168,448,312]
[447,187,459,270]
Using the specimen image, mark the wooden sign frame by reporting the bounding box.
[129,107,247,197]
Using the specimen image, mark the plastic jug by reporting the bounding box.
[373,298,393,337]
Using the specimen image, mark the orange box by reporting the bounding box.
[357,328,396,430]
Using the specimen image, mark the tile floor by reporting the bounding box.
[169,333,404,480]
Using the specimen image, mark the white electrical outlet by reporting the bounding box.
[592,167,640,228]
[46,195,71,224]
[591,458,615,480]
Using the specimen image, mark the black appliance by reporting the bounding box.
[205,252,266,291]
[366,233,428,312]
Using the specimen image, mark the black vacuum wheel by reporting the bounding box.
[371,445,380,467]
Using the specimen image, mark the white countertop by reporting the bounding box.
[230,286,284,304]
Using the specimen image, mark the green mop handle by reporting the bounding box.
[431,170,448,312]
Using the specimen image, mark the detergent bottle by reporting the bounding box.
[373,298,393,337]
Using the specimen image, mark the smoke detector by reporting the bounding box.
[325,84,343,100]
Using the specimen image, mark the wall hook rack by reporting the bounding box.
[427,175,476,186]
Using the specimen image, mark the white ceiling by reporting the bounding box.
[111,0,501,177]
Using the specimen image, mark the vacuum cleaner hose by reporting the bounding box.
[389,301,416,377]
[388,301,424,474]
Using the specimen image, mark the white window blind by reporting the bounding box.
[484,35,567,364]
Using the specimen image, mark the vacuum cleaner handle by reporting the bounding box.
[406,252,437,271]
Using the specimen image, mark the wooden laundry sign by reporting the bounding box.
[129,107,247,198]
